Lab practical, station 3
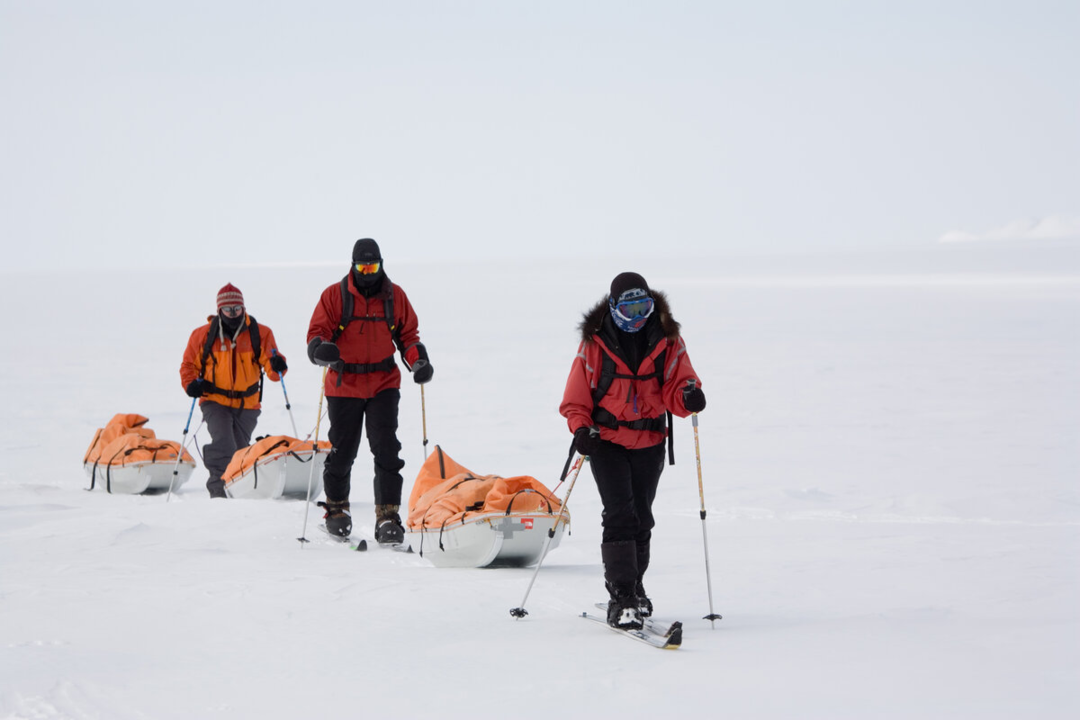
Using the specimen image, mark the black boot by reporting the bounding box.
[207,479,228,499]
[636,542,652,618]
[319,499,352,537]
[375,504,405,544]
[601,541,642,630]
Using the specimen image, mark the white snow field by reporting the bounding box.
[1,245,1078,719]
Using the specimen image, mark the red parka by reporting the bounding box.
[180,315,284,410]
[560,292,701,450]
[307,273,421,399]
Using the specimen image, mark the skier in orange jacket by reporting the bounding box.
[180,283,287,498]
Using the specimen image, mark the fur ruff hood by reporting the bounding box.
[578,290,680,343]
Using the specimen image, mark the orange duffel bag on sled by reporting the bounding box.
[83,413,195,494]
[222,435,331,500]
[406,446,569,568]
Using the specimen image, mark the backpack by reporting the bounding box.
[199,315,264,401]
[591,345,675,466]
[328,276,407,381]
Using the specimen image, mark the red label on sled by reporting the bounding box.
[522,518,534,529]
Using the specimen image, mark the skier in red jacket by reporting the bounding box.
[306,239,433,544]
[560,272,706,629]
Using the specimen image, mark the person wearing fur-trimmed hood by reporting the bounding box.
[559,271,707,630]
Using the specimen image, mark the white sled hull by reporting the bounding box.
[407,513,568,568]
[225,449,327,500]
[84,460,194,495]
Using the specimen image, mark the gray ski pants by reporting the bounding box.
[201,401,260,493]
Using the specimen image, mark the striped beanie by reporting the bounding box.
[216,283,244,311]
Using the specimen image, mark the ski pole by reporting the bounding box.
[166,397,197,503]
[510,453,589,619]
[420,384,429,458]
[689,380,722,626]
[298,367,328,546]
[273,350,299,437]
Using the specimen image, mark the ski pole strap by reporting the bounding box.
[559,438,577,482]
[667,410,674,465]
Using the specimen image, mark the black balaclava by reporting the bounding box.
[220,312,244,336]
[605,271,652,370]
[351,238,385,297]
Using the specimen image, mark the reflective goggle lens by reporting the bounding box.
[220,304,244,317]
[616,298,654,319]
[355,261,381,275]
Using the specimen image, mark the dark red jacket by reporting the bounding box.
[307,273,421,399]
[560,292,701,450]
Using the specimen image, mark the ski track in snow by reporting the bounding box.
[1,250,1079,719]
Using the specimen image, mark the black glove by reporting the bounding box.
[269,354,288,373]
[573,426,601,456]
[683,385,706,413]
[185,378,210,398]
[306,337,323,364]
[413,360,433,384]
[312,341,340,367]
[408,343,433,384]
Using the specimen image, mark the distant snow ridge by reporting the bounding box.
[940,215,1080,243]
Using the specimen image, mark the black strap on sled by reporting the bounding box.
[199,315,265,403]
[504,489,554,516]
[590,347,675,465]
[246,438,291,490]
[104,443,167,494]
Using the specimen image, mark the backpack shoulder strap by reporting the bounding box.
[591,350,617,406]
[247,315,261,364]
[199,317,220,379]
[383,285,406,356]
[331,276,354,343]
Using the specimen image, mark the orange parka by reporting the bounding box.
[306,273,421,399]
[180,315,284,410]
[560,292,701,450]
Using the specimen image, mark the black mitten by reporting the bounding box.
[185,379,210,398]
[573,426,601,456]
[312,341,341,367]
[683,386,706,413]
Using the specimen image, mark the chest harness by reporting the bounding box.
[591,344,675,466]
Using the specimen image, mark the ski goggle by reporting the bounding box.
[220,304,244,318]
[355,261,381,275]
[613,297,655,322]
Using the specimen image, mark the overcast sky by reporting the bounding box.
[1,0,1077,272]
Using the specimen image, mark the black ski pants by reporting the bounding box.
[201,401,260,492]
[589,440,666,546]
[323,390,405,506]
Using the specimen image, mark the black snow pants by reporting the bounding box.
[589,440,666,545]
[590,439,665,594]
[323,389,405,506]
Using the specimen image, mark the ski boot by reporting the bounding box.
[319,500,352,538]
[375,504,405,545]
[606,589,644,630]
[636,581,653,618]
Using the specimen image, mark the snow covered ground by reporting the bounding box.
[1,244,1078,719]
